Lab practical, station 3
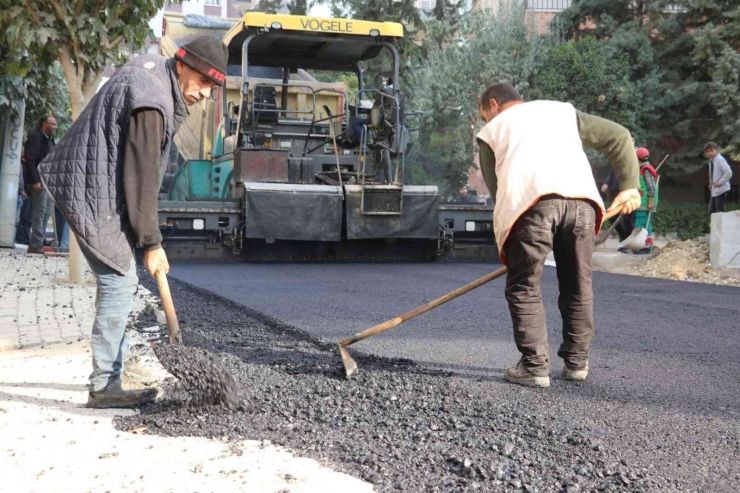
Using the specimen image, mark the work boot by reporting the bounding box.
[504,362,550,388]
[88,378,157,409]
[563,363,589,381]
[27,246,44,255]
[123,355,156,385]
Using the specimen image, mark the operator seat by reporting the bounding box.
[252,85,278,124]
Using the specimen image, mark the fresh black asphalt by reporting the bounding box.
[118,263,740,491]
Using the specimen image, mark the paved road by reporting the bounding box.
[170,262,740,413]
[166,262,740,489]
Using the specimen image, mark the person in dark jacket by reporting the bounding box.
[39,37,228,408]
[16,153,26,230]
[15,146,32,245]
[600,168,635,245]
[25,114,57,253]
[455,184,480,204]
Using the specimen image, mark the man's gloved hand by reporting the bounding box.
[143,247,169,278]
[607,189,641,216]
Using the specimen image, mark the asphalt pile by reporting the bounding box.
[150,343,239,408]
[117,275,683,492]
[612,238,740,286]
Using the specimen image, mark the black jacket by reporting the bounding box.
[24,128,55,185]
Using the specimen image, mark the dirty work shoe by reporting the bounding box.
[504,362,550,388]
[563,363,589,381]
[27,246,44,255]
[88,378,157,409]
[123,355,156,385]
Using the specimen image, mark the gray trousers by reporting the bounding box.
[503,196,596,376]
[79,244,138,391]
[29,187,52,249]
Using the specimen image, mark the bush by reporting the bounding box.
[653,202,740,240]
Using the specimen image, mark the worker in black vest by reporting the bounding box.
[39,37,228,408]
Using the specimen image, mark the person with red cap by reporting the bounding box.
[39,36,229,408]
[633,147,659,254]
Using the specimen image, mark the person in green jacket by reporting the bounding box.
[633,147,659,254]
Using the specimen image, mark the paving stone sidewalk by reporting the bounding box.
[0,249,97,351]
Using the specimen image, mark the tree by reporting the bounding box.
[554,0,740,173]
[407,5,547,192]
[1,0,171,283]
[287,0,308,15]
[23,63,73,137]
[255,0,284,14]
[529,37,651,144]
[1,0,170,119]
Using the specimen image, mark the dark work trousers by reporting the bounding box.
[613,212,635,242]
[15,186,33,244]
[54,207,66,246]
[30,186,52,249]
[503,195,597,376]
[709,192,728,215]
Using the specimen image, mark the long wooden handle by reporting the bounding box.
[339,266,508,347]
[155,269,181,345]
[340,207,623,348]
[595,215,622,247]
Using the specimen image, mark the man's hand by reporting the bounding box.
[607,188,641,216]
[143,247,169,278]
[31,183,42,193]
[600,184,608,194]
[713,181,719,188]
[647,197,655,212]
[21,191,27,200]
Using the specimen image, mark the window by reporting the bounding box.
[525,0,571,12]
[205,0,222,5]
[415,0,434,10]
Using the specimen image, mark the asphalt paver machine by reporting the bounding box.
[158,13,447,262]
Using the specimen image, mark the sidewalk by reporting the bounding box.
[0,250,96,351]
[0,248,373,493]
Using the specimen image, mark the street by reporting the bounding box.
[118,262,740,491]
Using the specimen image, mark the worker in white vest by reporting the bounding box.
[476,83,641,388]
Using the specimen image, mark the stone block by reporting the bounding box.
[710,210,740,267]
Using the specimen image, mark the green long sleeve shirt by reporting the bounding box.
[477,110,640,201]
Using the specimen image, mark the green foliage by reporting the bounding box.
[555,0,740,174]
[23,62,72,138]
[256,0,284,14]
[529,37,650,143]
[407,5,548,190]
[0,0,172,118]
[653,201,740,240]
[287,0,309,15]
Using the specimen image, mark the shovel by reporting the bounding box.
[618,209,654,251]
[618,175,661,251]
[150,268,238,406]
[338,209,621,377]
[599,154,669,250]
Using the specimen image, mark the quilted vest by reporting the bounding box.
[39,56,189,274]
[476,101,605,263]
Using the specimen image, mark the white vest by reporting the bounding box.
[476,101,605,262]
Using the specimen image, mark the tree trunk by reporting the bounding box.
[58,45,88,120]
[57,44,94,283]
